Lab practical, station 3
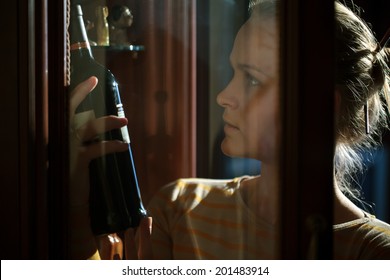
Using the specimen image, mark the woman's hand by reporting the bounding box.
[69,76,129,207]
[124,217,153,259]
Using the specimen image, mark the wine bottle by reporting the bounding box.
[69,4,147,235]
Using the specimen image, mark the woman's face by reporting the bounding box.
[217,15,279,163]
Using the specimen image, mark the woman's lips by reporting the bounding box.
[224,122,239,134]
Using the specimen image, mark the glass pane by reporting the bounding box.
[66,0,390,260]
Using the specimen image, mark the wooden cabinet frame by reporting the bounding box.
[279,0,334,259]
[0,0,347,259]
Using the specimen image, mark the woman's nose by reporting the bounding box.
[216,80,238,109]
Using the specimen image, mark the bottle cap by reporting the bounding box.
[71,4,83,17]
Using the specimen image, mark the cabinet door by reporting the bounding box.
[1,0,388,260]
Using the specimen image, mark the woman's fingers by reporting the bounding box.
[137,217,153,259]
[69,76,98,117]
[124,217,153,260]
[69,139,129,210]
[79,140,129,162]
[76,116,129,143]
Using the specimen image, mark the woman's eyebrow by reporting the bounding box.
[238,63,270,77]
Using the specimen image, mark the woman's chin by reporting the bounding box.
[220,140,242,158]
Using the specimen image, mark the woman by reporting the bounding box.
[69,0,390,259]
[145,0,390,259]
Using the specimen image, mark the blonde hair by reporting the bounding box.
[333,1,389,198]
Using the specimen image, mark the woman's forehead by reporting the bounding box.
[230,18,278,73]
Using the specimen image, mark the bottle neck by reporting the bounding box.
[70,5,94,59]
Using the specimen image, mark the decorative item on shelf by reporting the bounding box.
[95,5,110,46]
[107,5,133,46]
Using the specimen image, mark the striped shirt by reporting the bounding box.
[147,176,390,259]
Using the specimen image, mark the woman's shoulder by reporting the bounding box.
[333,214,390,259]
[334,213,390,232]
[357,215,390,242]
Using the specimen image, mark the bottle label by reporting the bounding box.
[70,41,90,51]
[73,107,131,144]
[117,104,131,144]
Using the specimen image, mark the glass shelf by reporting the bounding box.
[91,45,145,52]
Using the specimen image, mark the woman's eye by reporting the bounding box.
[245,72,260,87]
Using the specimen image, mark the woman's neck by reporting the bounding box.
[333,186,365,224]
[240,163,280,225]
[240,166,365,226]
